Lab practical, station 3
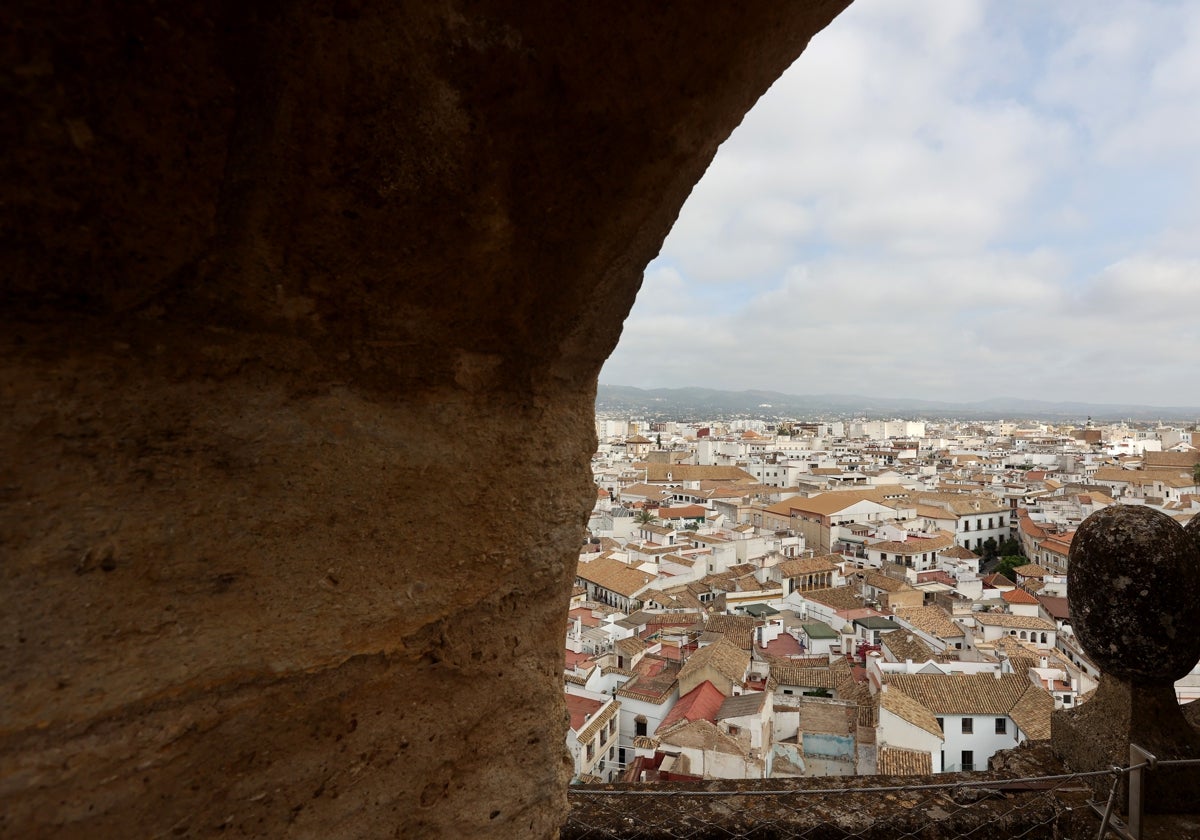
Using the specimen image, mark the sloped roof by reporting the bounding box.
[884,672,1032,716]
[702,615,760,650]
[974,613,1056,631]
[1002,588,1040,605]
[716,691,768,721]
[576,555,656,598]
[1009,683,1054,740]
[656,718,748,756]
[880,687,943,738]
[679,638,750,688]
[878,745,935,776]
[776,555,841,577]
[659,680,725,730]
[892,606,963,640]
[880,630,934,663]
[1013,563,1050,578]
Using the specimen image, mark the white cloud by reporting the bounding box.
[602,1,1200,408]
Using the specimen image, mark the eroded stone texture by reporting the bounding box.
[1069,506,1200,683]
[1052,506,1200,813]
[1,1,851,836]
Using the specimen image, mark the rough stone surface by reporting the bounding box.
[1054,506,1200,814]
[1068,506,1200,683]
[1,1,851,837]
[564,762,1096,840]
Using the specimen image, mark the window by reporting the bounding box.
[961,718,973,734]
[586,743,594,761]
[635,718,647,737]
[963,521,970,532]
[961,750,974,771]
[936,717,944,732]
[1062,695,1073,705]
[995,718,1007,735]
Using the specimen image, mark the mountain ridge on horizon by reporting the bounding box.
[596,383,1200,422]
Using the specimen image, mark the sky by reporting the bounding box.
[599,0,1200,408]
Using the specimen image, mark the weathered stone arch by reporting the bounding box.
[1,1,852,837]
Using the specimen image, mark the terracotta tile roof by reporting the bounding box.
[659,680,726,730]
[863,572,915,594]
[1009,683,1054,740]
[657,718,748,756]
[679,637,750,688]
[616,636,647,656]
[716,691,768,720]
[878,745,934,776]
[776,555,841,577]
[575,698,620,744]
[869,533,955,554]
[576,555,657,598]
[615,657,681,703]
[1013,563,1050,578]
[768,656,854,695]
[938,544,979,560]
[880,630,934,663]
[892,606,963,640]
[566,693,605,732]
[765,487,911,518]
[803,586,865,611]
[981,573,1016,588]
[974,613,1057,631]
[1002,588,1040,605]
[884,672,1033,716]
[880,686,943,738]
[702,615,760,650]
[1037,595,1069,621]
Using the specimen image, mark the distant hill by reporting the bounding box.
[595,384,1200,422]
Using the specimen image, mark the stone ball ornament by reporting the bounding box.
[1069,505,1200,684]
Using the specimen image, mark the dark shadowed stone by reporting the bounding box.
[1069,506,1200,684]
[1186,514,1200,552]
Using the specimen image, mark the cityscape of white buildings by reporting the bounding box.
[567,415,1200,783]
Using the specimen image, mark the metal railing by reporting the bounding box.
[564,751,1200,840]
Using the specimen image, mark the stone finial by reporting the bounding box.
[1068,505,1200,684]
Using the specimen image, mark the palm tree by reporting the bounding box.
[633,509,658,526]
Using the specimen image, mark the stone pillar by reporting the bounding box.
[1,1,851,836]
[1052,506,1200,813]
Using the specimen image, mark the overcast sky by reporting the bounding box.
[600,0,1200,408]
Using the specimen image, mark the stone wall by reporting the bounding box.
[1,1,852,836]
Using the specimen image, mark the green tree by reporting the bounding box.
[981,537,998,561]
[998,537,1023,558]
[994,555,1025,582]
[1193,462,1200,485]
[633,509,658,526]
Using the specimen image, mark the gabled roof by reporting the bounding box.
[656,718,748,756]
[679,638,750,688]
[1002,588,1040,605]
[659,680,725,730]
[715,691,768,721]
[880,686,943,738]
[880,630,934,663]
[702,615,760,650]
[884,672,1034,716]
[1009,682,1054,740]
